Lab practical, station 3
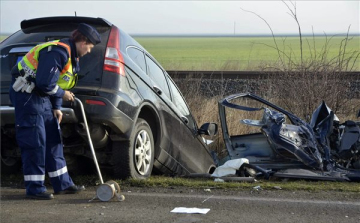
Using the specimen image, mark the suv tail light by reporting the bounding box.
[86,99,106,106]
[103,26,125,76]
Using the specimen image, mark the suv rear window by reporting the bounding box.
[1,31,71,46]
[127,47,146,72]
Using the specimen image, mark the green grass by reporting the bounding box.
[66,175,360,193]
[135,36,360,71]
[1,35,358,70]
[120,176,360,192]
[0,35,8,42]
[3,174,360,193]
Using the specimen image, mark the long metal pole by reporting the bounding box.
[75,98,104,184]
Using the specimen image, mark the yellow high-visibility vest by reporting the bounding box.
[18,40,77,90]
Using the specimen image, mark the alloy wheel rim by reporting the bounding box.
[0,153,17,166]
[134,130,152,175]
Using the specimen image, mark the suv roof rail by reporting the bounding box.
[21,16,112,33]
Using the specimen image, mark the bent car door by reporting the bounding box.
[145,55,213,174]
[165,74,214,174]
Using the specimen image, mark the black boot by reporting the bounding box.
[26,191,54,200]
[55,185,85,194]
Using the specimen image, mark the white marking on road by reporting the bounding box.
[202,195,214,203]
[125,192,360,206]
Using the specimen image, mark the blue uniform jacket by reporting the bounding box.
[11,38,80,109]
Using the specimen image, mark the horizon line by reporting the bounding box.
[130,33,360,37]
[1,32,359,37]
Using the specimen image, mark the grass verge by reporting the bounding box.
[2,174,359,193]
[122,176,360,193]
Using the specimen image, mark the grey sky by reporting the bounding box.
[1,0,359,35]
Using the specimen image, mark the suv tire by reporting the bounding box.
[1,155,21,174]
[112,118,154,179]
[1,133,21,174]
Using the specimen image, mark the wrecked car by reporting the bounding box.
[218,92,360,181]
[0,16,218,180]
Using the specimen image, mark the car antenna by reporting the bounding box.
[75,11,77,17]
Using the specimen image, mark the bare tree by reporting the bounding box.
[243,1,360,121]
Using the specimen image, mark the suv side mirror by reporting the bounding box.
[198,123,218,137]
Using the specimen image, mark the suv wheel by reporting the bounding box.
[1,155,21,174]
[112,118,154,179]
[1,134,21,174]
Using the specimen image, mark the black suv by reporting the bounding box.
[0,16,217,179]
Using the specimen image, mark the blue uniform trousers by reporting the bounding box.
[10,88,74,195]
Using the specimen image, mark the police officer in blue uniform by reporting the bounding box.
[9,23,101,200]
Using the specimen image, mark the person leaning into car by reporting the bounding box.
[9,23,101,200]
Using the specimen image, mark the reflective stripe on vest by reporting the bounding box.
[17,40,78,90]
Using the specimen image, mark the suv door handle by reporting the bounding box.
[181,116,189,124]
[153,86,162,95]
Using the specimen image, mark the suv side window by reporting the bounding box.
[167,76,196,129]
[145,55,171,98]
[127,47,146,72]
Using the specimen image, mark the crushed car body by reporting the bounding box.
[218,92,360,182]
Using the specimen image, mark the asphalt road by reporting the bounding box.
[1,186,360,223]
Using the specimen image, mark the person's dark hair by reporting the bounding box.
[70,30,92,44]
